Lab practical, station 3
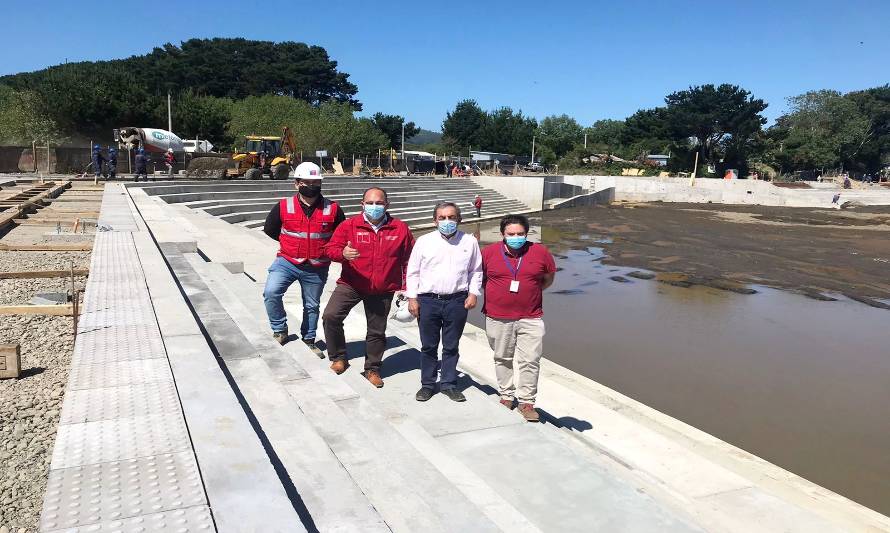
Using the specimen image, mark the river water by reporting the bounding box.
[462,211,890,516]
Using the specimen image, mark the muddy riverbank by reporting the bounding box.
[536,202,890,307]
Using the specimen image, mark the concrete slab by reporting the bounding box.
[438,423,700,532]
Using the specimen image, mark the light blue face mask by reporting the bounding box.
[437,219,458,235]
[505,236,527,249]
[363,204,385,220]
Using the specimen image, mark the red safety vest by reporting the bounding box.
[277,196,339,267]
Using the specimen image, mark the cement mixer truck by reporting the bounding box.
[117,127,184,153]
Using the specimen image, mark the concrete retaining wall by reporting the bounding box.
[549,175,890,208]
[471,175,545,211]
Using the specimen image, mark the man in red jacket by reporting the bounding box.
[322,187,415,388]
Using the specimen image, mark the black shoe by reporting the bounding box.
[440,388,466,402]
[273,329,288,345]
[415,387,435,402]
[302,338,324,358]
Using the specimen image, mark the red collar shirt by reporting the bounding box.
[481,241,556,320]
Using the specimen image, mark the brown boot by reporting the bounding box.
[363,369,384,388]
[500,398,515,410]
[330,359,349,375]
[518,403,540,422]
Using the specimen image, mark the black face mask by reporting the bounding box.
[299,185,321,198]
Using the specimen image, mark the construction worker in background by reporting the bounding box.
[91,144,104,179]
[134,148,148,182]
[263,162,346,353]
[473,194,483,217]
[164,148,176,179]
[107,146,117,180]
[322,187,415,388]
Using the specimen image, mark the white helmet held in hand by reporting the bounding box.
[391,295,414,323]
[292,161,323,180]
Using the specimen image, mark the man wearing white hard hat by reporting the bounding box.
[262,162,345,353]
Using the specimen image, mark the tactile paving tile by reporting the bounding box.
[60,381,181,425]
[51,413,191,469]
[71,325,165,364]
[40,452,207,531]
[67,359,172,391]
[77,303,158,329]
[45,505,215,532]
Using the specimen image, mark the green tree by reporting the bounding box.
[173,91,233,148]
[537,114,583,158]
[0,86,65,144]
[227,95,385,155]
[845,85,890,172]
[584,119,626,149]
[663,84,767,167]
[770,90,871,171]
[442,100,487,151]
[479,107,537,155]
[370,113,419,149]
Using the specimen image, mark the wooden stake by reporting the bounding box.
[0,243,92,252]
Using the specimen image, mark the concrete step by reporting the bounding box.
[164,251,389,532]
[181,258,505,532]
[198,257,700,532]
[213,194,520,221]
[197,189,507,214]
[227,197,528,225]
[152,180,487,204]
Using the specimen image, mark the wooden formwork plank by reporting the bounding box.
[0,304,73,316]
[0,269,89,279]
[0,242,93,251]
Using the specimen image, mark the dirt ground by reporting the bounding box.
[536,202,890,308]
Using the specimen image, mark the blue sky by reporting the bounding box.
[1,0,887,130]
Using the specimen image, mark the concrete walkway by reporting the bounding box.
[41,182,890,532]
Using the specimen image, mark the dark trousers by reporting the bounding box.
[322,283,393,371]
[418,293,469,390]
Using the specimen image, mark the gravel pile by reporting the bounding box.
[0,249,88,530]
[0,277,87,306]
[0,315,74,531]
[0,251,91,272]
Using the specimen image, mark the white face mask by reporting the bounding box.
[437,220,458,235]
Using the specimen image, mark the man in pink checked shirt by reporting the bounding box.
[405,202,483,403]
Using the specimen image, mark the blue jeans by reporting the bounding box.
[418,293,469,390]
[263,256,329,339]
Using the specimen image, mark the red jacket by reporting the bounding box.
[324,214,415,294]
[473,196,482,208]
[277,196,339,267]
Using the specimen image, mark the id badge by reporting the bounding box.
[509,280,520,293]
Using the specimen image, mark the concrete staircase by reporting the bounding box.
[134,177,535,229]
[156,244,699,532]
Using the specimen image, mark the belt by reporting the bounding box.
[418,291,468,300]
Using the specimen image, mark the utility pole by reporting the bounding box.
[584,133,587,149]
[167,91,172,133]
[531,135,536,163]
[401,122,405,168]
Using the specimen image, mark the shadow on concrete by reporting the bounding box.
[537,409,593,432]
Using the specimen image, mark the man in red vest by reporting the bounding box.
[263,162,345,353]
[322,187,415,388]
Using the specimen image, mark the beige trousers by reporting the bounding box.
[485,317,545,403]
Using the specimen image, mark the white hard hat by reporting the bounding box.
[391,296,414,323]
[292,162,323,180]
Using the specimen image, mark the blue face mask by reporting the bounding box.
[363,204,385,220]
[437,219,458,235]
[505,236,527,249]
